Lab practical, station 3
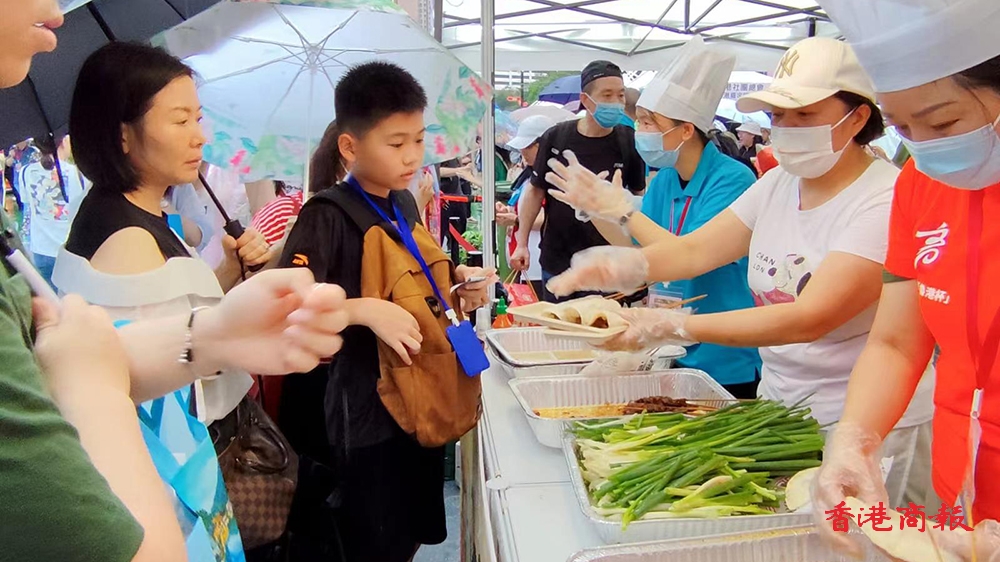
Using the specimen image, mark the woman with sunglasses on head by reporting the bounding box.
[809,0,1000,558]
[544,37,935,511]
[0,3,349,562]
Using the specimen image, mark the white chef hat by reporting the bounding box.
[818,0,1000,93]
[637,36,736,133]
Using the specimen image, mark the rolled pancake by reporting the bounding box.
[575,299,625,329]
[540,303,583,323]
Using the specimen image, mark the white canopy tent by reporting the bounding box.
[442,0,838,73]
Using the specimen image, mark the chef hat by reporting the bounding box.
[637,36,736,133]
[818,0,1000,93]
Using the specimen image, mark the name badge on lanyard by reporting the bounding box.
[347,177,489,377]
[647,197,693,310]
[959,190,1000,523]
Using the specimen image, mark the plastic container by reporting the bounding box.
[563,433,813,543]
[508,369,731,448]
[566,526,892,561]
[486,327,685,379]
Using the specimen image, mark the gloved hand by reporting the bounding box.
[546,246,649,297]
[579,351,649,376]
[811,422,889,558]
[545,150,634,222]
[600,308,697,352]
[936,519,1000,562]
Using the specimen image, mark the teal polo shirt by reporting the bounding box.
[641,142,761,386]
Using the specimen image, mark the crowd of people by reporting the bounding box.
[2,0,1000,560]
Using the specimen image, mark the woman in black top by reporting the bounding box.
[63,42,270,289]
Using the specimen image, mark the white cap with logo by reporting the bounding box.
[737,37,875,114]
[818,0,1000,93]
[638,35,736,133]
[506,115,556,150]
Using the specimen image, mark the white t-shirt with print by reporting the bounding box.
[729,159,934,427]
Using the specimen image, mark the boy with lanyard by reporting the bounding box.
[278,62,493,561]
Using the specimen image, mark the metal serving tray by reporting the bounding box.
[509,369,731,448]
[486,327,685,379]
[566,526,891,561]
[562,433,813,543]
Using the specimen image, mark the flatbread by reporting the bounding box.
[844,497,965,562]
[784,467,819,511]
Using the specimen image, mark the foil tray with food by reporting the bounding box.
[563,398,820,543]
[508,369,730,448]
[566,526,893,562]
[487,327,685,379]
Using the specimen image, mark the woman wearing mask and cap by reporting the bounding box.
[586,37,762,398]
[544,36,935,510]
[810,0,1000,557]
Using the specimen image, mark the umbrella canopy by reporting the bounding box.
[155,1,491,185]
[0,0,218,149]
[538,75,581,105]
[494,108,518,147]
[715,98,771,129]
[511,102,577,124]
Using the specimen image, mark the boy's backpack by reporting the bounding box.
[314,185,482,448]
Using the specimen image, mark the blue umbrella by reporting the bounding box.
[538,75,581,105]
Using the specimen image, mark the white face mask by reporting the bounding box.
[771,109,856,179]
[901,113,1000,191]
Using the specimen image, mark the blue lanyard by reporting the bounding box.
[347,177,457,322]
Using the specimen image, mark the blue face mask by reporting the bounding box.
[901,113,1000,191]
[585,93,625,128]
[635,126,683,169]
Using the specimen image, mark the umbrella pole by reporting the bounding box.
[476,0,495,331]
[303,67,316,203]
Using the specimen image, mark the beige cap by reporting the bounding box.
[737,37,875,114]
[818,0,1000,93]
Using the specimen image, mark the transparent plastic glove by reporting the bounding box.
[600,308,696,352]
[811,423,889,558]
[546,246,649,297]
[578,351,648,376]
[545,150,633,222]
[937,519,1000,562]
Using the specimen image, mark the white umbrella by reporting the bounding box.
[155,1,491,186]
[511,102,577,124]
[716,98,772,128]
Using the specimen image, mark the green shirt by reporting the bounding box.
[0,212,144,562]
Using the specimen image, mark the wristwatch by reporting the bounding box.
[618,209,636,227]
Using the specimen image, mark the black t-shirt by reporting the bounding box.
[531,121,645,275]
[65,190,189,260]
[277,183,422,453]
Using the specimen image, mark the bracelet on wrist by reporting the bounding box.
[179,306,211,366]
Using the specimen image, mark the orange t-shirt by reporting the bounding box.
[885,161,1000,522]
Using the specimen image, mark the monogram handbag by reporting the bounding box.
[213,387,299,550]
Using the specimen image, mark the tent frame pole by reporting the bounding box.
[476,0,495,331]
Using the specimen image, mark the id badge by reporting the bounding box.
[446,320,490,377]
[647,283,684,309]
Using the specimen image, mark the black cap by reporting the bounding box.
[581,60,623,90]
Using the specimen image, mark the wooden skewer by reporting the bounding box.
[605,284,653,301]
[664,294,708,309]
